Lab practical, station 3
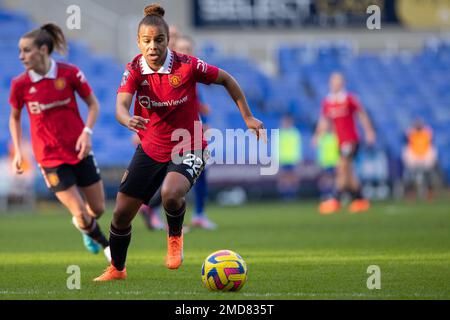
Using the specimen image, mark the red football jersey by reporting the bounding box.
[321,92,362,146]
[118,49,219,162]
[9,60,92,167]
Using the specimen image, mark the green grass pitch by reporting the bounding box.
[0,200,449,300]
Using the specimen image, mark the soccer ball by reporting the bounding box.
[201,249,248,292]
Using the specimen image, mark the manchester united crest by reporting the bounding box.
[54,78,66,90]
[168,73,182,88]
[55,78,66,90]
[47,172,60,187]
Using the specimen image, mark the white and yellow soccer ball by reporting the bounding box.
[201,249,248,292]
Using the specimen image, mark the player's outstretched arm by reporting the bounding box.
[9,108,24,174]
[358,108,376,145]
[82,93,100,131]
[75,93,99,159]
[214,69,266,142]
[116,92,149,133]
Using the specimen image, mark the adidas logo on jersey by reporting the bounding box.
[140,80,149,86]
[29,86,37,94]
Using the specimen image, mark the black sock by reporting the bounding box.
[84,219,109,248]
[351,188,363,200]
[165,201,186,237]
[109,224,132,271]
[333,189,344,201]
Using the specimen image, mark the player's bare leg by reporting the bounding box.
[79,180,106,219]
[79,180,111,259]
[55,186,109,257]
[55,186,93,229]
[338,157,349,195]
[161,172,190,269]
[347,160,370,213]
[112,192,144,229]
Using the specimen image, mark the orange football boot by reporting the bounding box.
[93,265,127,282]
[349,199,371,213]
[166,233,184,269]
[318,198,341,215]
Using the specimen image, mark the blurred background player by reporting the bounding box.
[276,113,302,201]
[402,118,439,200]
[8,23,110,260]
[133,134,165,230]
[175,35,217,229]
[313,72,376,214]
[168,25,181,51]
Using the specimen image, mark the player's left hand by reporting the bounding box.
[76,132,92,159]
[245,116,267,143]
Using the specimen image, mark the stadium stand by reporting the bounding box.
[198,40,450,184]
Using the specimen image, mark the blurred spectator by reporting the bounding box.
[168,25,181,51]
[0,140,36,211]
[316,128,339,200]
[402,119,439,200]
[277,114,302,200]
[356,146,390,201]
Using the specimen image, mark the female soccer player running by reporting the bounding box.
[94,3,265,281]
[9,23,111,261]
[313,72,376,214]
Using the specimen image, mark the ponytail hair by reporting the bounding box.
[23,23,67,55]
[138,3,169,38]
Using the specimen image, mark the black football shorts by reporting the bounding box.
[40,154,101,193]
[339,142,360,159]
[119,145,207,203]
